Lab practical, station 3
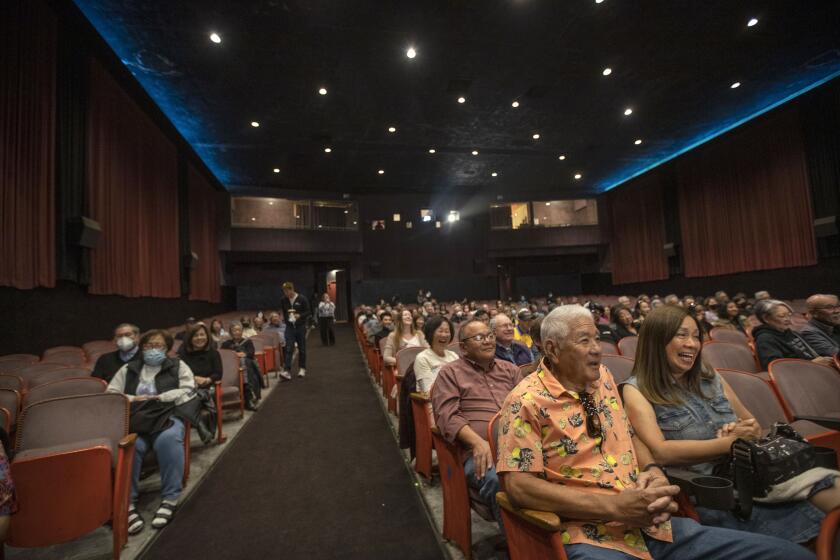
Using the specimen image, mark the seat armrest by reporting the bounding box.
[409,392,430,404]
[118,433,137,449]
[795,416,840,432]
[496,491,562,532]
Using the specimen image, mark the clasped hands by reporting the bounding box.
[716,418,762,440]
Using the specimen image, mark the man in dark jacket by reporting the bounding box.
[800,294,840,357]
[491,313,533,366]
[751,300,834,370]
[279,282,311,379]
[92,323,141,382]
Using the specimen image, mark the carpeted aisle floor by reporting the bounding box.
[142,325,444,560]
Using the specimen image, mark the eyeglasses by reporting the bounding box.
[579,392,602,439]
[462,332,496,343]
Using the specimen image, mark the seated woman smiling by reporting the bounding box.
[621,305,840,545]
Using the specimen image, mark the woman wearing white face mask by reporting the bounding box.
[107,329,196,535]
[92,323,142,383]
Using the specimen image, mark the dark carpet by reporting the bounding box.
[142,326,445,560]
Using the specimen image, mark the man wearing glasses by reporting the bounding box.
[495,306,811,560]
[801,294,840,358]
[431,320,524,529]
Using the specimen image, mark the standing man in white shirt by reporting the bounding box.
[279,282,311,379]
[317,292,337,346]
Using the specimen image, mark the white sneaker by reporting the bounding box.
[278,370,291,380]
[297,368,306,378]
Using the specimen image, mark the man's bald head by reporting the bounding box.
[807,294,840,326]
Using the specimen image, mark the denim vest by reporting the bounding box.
[624,374,737,474]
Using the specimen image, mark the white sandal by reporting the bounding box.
[151,500,178,529]
[127,504,145,535]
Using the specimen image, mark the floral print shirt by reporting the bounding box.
[496,362,672,559]
[0,452,16,516]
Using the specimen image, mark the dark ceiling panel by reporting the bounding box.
[72,0,840,196]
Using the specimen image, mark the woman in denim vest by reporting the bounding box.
[621,305,840,545]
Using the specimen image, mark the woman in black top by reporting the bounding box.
[613,307,639,340]
[221,322,261,409]
[177,323,222,387]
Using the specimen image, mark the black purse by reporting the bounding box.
[730,423,815,519]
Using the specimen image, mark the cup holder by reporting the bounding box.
[814,447,839,470]
[690,476,735,510]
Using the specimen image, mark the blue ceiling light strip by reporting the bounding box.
[72,1,234,186]
[597,68,840,193]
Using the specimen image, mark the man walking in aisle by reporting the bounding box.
[318,292,337,346]
[279,282,311,379]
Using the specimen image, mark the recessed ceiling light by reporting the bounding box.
[595,0,605,3]
[378,169,385,175]
[324,147,332,153]
[471,150,479,156]
[623,107,633,116]
[268,201,274,205]
[574,173,582,180]
[545,202,551,206]
[388,126,396,133]
[558,155,566,160]
[730,81,741,89]
[602,67,612,76]
[511,101,520,108]
[532,133,540,140]
[250,121,260,127]
[491,172,498,177]
[273,168,280,173]
[209,33,222,44]
[747,17,758,27]
[406,47,417,59]
[457,96,466,104]
[344,210,349,214]
[634,138,643,145]
[250,217,256,221]
[318,87,327,95]
[428,148,436,154]
[318,224,323,228]
[353,221,357,225]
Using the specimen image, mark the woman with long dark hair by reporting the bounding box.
[621,305,840,544]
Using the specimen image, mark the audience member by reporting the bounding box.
[529,316,544,362]
[622,305,840,544]
[262,312,286,347]
[752,300,832,370]
[692,303,713,337]
[491,313,533,366]
[176,322,220,444]
[384,309,428,366]
[414,315,458,393]
[209,319,228,344]
[473,308,490,325]
[496,305,811,560]
[241,318,258,338]
[588,303,617,345]
[0,427,14,542]
[755,290,771,301]
[413,313,426,334]
[664,294,680,306]
[318,292,336,346]
[617,295,631,307]
[221,322,261,409]
[613,307,638,341]
[279,281,311,379]
[174,317,197,341]
[713,301,747,333]
[431,320,522,530]
[450,303,467,324]
[801,294,840,357]
[252,316,264,333]
[93,323,141,383]
[373,311,394,347]
[715,290,730,304]
[107,329,194,533]
[513,309,536,352]
[634,299,651,322]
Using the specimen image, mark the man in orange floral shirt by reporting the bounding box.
[496,305,812,560]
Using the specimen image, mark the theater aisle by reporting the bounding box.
[142,325,445,560]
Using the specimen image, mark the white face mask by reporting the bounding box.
[116,336,136,352]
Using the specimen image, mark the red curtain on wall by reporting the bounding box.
[0,0,56,289]
[677,109,817,278]
[608,171,670,285]
[188,165,222,303]
[86,59,180,298]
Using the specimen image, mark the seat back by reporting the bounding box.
[219,349,242,390]
[0,389,21,428]
[0,375,24,392]
[717,369,786,428]
[488,412,502,467]
[26,377,108,407]
[16,392,129,455]
[0,359,35,375]
[0,354,39,365]
[41,352,88,367]
[257,330,280,348]
[701,341,759,373]
[396,346,425,377]
[42,346,84,359]
[599,340,618,355]
[446,342,463,357]
[16,363,70,384]
[519,362,539,378]
[169,339,183,357]
[617,336,638,358]
[29,367,92,389]
[601,355,635,384]
[82,340,117,356]
[769,359,840,419]
[708,328,749,346]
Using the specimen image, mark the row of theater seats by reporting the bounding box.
[354,315,840,560]
[0,312,284,559]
